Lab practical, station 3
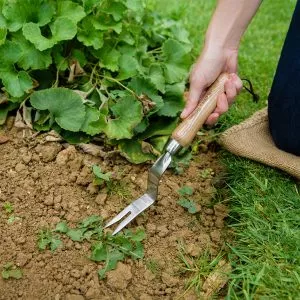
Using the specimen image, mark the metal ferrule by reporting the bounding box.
[165,138,182,156]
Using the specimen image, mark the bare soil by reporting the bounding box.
[0,123,229,300]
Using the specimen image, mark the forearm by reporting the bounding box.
[205,0,262,50]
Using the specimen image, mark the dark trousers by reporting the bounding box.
[268,0,300,155]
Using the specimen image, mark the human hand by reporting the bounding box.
[181,45,243,125]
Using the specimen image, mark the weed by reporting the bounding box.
[200,168,215,179]
[2,202,13,214]
[146,259,161,275]
[177,242,224,296]
[1,263,22,280]
[92,165,112,186]
[177,186,198,214]
[106,180,131,200]
[53,216,146,279]
[38,229,62,252]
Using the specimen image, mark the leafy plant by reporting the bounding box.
[92,165,112,186]
[1,263,23,280]
[177,186,198,214]
[38,229,63,251]
[2,201,13,214]
[0,0,192,163]
[54,215,146,278]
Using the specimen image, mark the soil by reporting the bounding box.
[0,122,229,300]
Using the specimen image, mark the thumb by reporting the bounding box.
[181,79,205,119]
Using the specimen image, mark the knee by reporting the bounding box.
[269,121,300,156]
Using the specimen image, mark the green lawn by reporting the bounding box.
[155,0,300,298]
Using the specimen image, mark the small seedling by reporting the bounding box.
[200,168,214,179]
[53,216,146,279]
[177,186,198,214]
[2,202,14,214]
[7,215,21,224]
[38,229,62,252]
[92,165,112,186]
[1,263,23,280]
[146,259,161,275]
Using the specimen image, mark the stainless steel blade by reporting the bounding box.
[105,138,182,234]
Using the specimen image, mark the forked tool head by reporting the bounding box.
[104,194,154,235]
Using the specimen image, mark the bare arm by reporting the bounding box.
[181,0,262,123]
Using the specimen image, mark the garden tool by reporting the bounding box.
[105,73,229,235]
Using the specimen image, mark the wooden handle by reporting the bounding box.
[172,73,229,147]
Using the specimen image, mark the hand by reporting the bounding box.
[181,45,243,125]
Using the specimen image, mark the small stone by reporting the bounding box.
[75,243,82,250]
[44,194,54,206]
[15,163,26,172]
[161,272,179,287]
[186,244,201,257]
[205,208,214,215]
[210,230,221,243]
[157,225,169,238]
[70,269,81,279]
[95,193,107,205]
[36,143,62,163]
[15,236,26,245]
[21,153,32,164]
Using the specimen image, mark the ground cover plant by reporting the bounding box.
[0,0,193,164]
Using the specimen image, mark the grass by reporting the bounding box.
[154,0,300,298]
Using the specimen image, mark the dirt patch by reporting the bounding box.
[0,125,229,299]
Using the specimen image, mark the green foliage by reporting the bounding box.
[2,201,13,214]
[92,165,112,186]
[0,0,192,163]
[38,229,62,251]
[1,263,23,280]
[177,186,198,214]
[53,215,146,279]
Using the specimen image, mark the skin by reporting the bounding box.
[181,0,262,125]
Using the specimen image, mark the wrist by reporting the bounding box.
[204,31,240,51]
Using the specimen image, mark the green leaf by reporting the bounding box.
[66,228,85,242]
[130,229,146,242]
[149,63,165,93]
[90,242,107,262]
[131,241,144,259]
[22,23,54,51]
[82,0,99,13]
[119,140,155,164]
[0,67,33,98]
[0,41,22,65]
[1,268,23,280]
[95,47,120,72]
[129,77,164,113]
[92,16,122,34]
[117,53,139,80]
[55,221,69,233]
[178,186,194,196]
[77,18,104,49]
[101,1,126,22]
[56,1,86,23]
[2,0,55,32]
[50,238,63,251]
[177,198,198,214]
[138,117,178,140]
[50,17,77,42]
[98,249,124,279]
[103,96,143,140]
[0,26,7,45]
[30,88,86,132]
[163,63,188,84]
[0,102,19,125]
[79,215,102,229]
[12,32,52,70]
[92,165,111,182]
[81,106,104,136]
